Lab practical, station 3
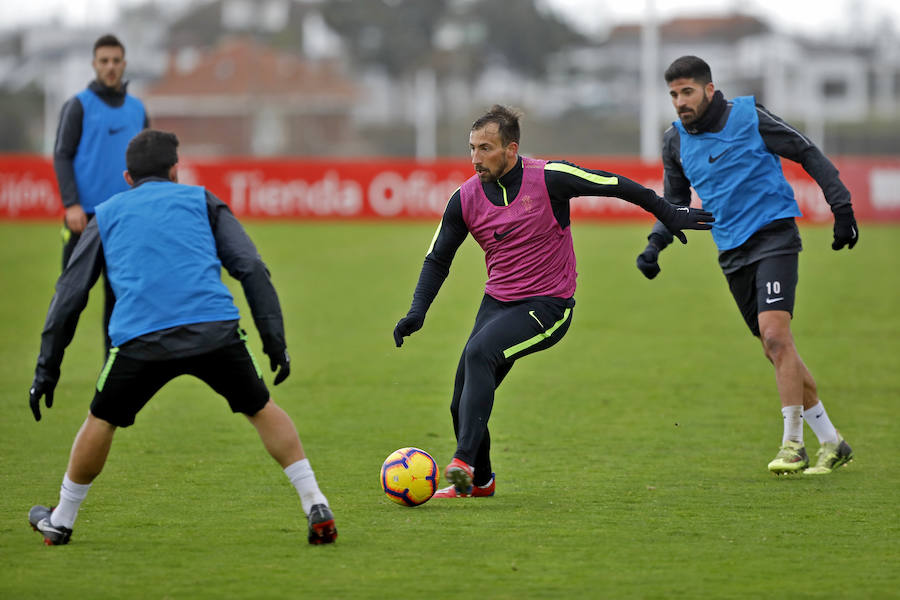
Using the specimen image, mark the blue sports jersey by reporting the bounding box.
[73,88,146,214]
[675,96,801,251]
[95,181,240,347]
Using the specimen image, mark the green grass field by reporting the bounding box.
[1,221,898,599]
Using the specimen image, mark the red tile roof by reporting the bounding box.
[147,36,356,99]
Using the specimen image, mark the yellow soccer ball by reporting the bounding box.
[380,447,439,506]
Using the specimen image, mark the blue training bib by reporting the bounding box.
[675,96,801,251]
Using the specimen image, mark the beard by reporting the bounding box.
[679,93,711,125]
[475,156,509,182]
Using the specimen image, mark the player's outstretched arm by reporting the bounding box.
[393,258,447,347]
[756,104,858,251]
[542,160,712,244]
[394,192,468,348]
[30,221,104,421]
[208,193,289,384]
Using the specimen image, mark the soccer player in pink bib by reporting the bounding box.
[393,105,714,498]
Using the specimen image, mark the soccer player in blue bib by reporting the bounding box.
[28,130,336,546]
[53,34,148,351]
[636,56,856,475]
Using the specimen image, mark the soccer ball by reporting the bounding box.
[380,447,440,506]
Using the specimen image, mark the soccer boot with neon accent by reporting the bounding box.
[444,458,474,494]
[767,440,809,474]
[28,505,72,546]
[804,433,853,475]
[433,473,495,498]
[307,503,337,545]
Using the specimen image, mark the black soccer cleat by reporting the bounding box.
[28,505,72,546]
[307,503,337,545]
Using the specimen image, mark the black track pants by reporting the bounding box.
[450,294,574,484]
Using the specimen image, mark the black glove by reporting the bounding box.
[658,205,715,244]
[269,349,290,385]
[832,206,858,250]
[29,376,56,422]
[636,243,661,279]
[393,313,424,347]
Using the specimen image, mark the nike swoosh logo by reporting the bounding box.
[493,224,521,241]
[708,148,732,163]
[528,310,544,328]
[37,519,65,533]
[108,126,126,135]
[765,297,784,304]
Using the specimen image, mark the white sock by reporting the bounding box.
[781,405,803,445]
[50,474,92,529]
[804,401,839,444]
[283,458,328,515]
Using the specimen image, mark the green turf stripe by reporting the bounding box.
[239,328,263,378]
[96,347,119,392]
[544,162,618,186]
[503,308,571,359]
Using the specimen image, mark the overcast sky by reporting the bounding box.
[548,0,899,38]
[1,0,898,39]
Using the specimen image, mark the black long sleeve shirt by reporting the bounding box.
[405,156,676,317]
[35,179,285,384]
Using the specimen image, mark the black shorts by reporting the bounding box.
[725,253,798,337]
[91,339,270,427]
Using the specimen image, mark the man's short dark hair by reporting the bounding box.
[126,130,179,181]
[664,55,712,85]
[94,34,125,56]
[471,104,522,147]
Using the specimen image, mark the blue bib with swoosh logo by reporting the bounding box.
[73,88,146,214]
[95,181,240,347]
[675,95,801,250]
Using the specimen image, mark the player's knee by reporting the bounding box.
[244,398,274,421]
[760,330,789,361]
[464,338,496,364]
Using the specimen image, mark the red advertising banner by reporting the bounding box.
[2,154,899,222]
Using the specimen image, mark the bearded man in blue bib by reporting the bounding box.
[636,55,857,476]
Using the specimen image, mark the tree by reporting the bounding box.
[320,0,585,79]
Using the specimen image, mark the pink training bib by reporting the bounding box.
[460,156,577,301]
